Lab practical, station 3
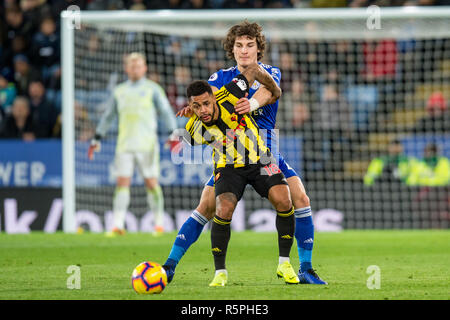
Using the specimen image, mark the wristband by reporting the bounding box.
[249,98,260,112]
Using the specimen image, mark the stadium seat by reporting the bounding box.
[366,133,399,152]
[343,160,371,179]
[440,59,450,77]
[414,83,450,101]
[345,85,378,131]
[389,109,427,128]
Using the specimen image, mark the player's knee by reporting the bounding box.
[117,177,131,187]
[269,185,292,212]
[216,193,237,220]
[216,206,233,220]
[196,186,216,220]
[271,193,292,212]
[204,207,216,220]
[195,202,216,220]
[294,193,310,209]
[144,178,159,190]
[276,198,293,213]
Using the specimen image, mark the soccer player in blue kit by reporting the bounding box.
[163,20,326,285]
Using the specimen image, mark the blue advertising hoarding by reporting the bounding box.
[0,135,303,187]
[0,139,62,187]
[2,134,447,187]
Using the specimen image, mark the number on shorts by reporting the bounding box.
[263,163,281,176]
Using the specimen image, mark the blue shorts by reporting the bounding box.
[205,154,298,187]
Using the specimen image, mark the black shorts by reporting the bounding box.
[214,163,288,201]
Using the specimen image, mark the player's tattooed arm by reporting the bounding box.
[252,85,276,107]
[254,66,281,104]
[242,63,281,104]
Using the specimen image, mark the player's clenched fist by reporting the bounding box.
[234,96,250,114]
[88,135,102,160]
[234,93,259,115]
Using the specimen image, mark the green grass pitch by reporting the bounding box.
[0,230,448,300]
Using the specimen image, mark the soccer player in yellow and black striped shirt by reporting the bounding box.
[185,79,272,169]
[184,64,298,286]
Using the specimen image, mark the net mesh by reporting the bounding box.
[72,11,450,231]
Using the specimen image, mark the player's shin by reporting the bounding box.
[275,207,299,284]
[147,185,164,231]
[276,207,295,259]
[294,207,314,272]
[112,186,130,230]
[164,210,209,270]
[211,215,232,271]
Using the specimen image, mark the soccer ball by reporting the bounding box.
[131,261,168,294]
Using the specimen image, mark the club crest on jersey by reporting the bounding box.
[209,72,218,81]
[230,113,238,122]
[251,80,260,90]
[232,77,247,91]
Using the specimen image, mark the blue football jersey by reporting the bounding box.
[208,63,281,150]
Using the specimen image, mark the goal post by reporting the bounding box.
[61,7,450,232]
[61,10,76,233]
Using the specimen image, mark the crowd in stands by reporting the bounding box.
[0,0,448,140]
[1,0,63,139]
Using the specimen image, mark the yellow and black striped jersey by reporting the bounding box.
[185,75,272,169]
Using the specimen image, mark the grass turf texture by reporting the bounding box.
[0,230,448,300]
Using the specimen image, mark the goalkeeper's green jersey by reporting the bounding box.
[95,78,177,153]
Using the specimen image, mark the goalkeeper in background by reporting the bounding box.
[88,52,178,236]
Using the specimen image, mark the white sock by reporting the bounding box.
[215,269,228,276]
[147,185,164,227]
[279,256,290,265]
[191,210,209,226]
[112,187,130,230]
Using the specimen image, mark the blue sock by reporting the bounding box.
[164,210,208,269]
[294,207,314,272]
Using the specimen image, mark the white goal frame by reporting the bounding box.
[61,7,450,232]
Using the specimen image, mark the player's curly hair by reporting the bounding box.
[223,20,266,61]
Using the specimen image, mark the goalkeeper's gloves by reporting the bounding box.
[165,129,183,155]
[88,134,102,160]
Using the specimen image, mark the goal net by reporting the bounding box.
[62,8,450,232]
